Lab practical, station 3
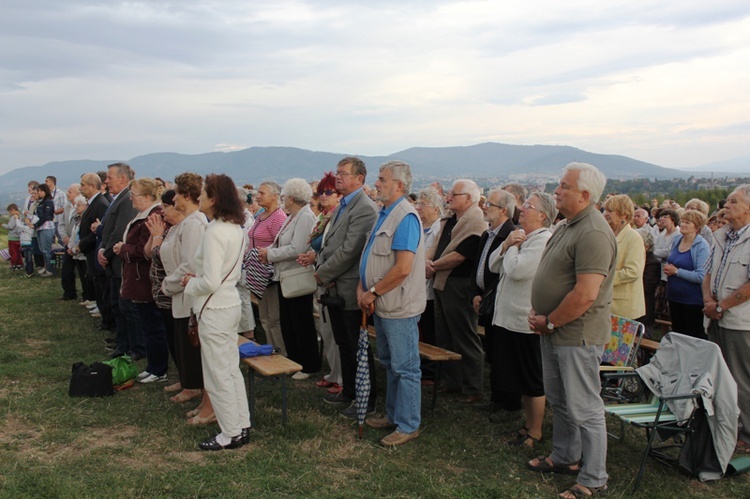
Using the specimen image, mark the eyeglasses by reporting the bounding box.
[447,192,470,198]
[334,171,354,177]
[486,202,504,209]
[522,202,538,210]
[320,190,337,196]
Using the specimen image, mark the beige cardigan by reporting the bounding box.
[428,204,487,291]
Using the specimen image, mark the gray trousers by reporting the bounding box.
[541,336,608,488]
[258,282,285,356]
[709,325,750,443]
[434,277,484,395]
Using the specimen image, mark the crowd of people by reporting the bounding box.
[5,158,750,496]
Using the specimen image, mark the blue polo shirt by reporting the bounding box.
[359,197,420,290]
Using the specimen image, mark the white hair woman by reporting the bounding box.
[488,192,557,449]
[260,178,320,378]
[415,187,445,357]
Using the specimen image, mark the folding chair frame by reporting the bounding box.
[603,372,700,492]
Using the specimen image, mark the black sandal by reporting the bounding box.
[508,432,540,448]
[527,455,581,475]
[559,483,608,498]
[509,426,529,439]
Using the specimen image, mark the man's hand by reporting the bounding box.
[702,301,723,320]
[472,295,482,315]
[425,259,436,279]
[357,285,376,315]
[97,249,108,268]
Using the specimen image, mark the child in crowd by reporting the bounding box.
[3,204,25,270]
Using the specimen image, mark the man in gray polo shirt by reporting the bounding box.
[526,163,616,498]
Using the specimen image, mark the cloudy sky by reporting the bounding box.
[1,0,749,175]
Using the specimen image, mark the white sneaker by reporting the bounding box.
[80,300,95,307]
[87,302,98,310]
[136,370,151,381]
[36,268,46,275]
[139,373,168,384]
[39,270,54,277]
[89,307,100,314]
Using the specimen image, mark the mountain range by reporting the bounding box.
[0,143,744,202]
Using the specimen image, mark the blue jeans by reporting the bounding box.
[22,245,34,274]
[373,314,421,434]
[36,228,55,272]
[112,278,144,355]
[135,302,169,376]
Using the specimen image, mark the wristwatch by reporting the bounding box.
[545,317,555,332]
[716,304,724,313]
[369,286,380,298]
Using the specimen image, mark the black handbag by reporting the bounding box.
[68,361,114,397]
[477,283,497,327]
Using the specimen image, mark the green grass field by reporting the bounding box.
[0,241,748,497]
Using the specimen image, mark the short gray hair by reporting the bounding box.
[260,181,281,197]
[488,188,516,213]
[282,178,313,205]
[236,186,248,206]
[108,162,136,181]
[563,162,607,204]
[502,183,527,203]
[454,179,481,204]
[380,160,412,193]
[733,184,750,204]
[529,191,558,228]
[417,187,445,216]
[74,195,87,206]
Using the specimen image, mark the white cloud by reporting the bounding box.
[1,0,750,173]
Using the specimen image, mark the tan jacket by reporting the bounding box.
[428,204,487,291]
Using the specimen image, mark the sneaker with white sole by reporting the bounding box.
[139,373,168,384]
[87,302,99,309]
[89,307,100,314]
[80,300,95,307]
[136,370,151,381]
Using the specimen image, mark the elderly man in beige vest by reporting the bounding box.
[427,179,487,402]
[358,160,425,447]
[703,184,750,453]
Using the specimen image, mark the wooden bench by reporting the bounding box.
[237,336,302,427]
[639,338,660,353]
[367,325,462,411]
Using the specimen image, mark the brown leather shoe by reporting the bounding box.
[380,429,420,447]
[366,416,397,430]
[459,394,483,404]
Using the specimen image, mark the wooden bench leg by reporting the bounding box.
[281,375,289,426]
[247,366,257,429]
[431,362,442,412]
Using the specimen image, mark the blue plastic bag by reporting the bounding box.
[239,342,275,358]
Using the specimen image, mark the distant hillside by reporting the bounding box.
[0,143,686,203]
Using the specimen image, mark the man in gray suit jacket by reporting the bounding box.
[94,162,143,359]
[315,157,378,416]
